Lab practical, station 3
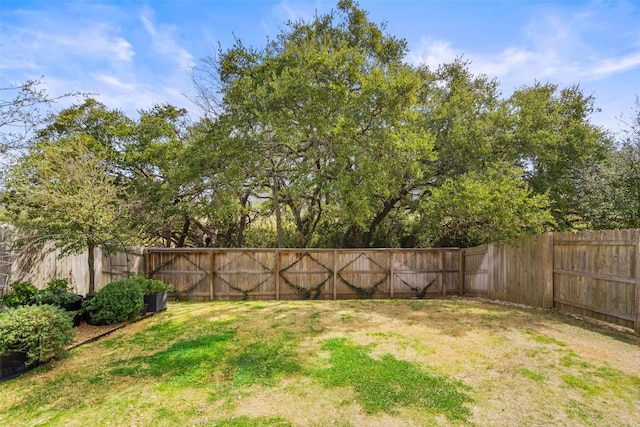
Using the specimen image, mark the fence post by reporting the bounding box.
[275,249,280,301]
[144,248,150,278]
[333,250,338,301]
[487,244,495,300]
[441,250,446,296]
[209,250,215,301]
[635,232,640,334]
[389,249,394,299]
[459,249,464,296]
[540,232,554,309]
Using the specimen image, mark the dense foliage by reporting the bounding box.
[2,0,635,250]
[82,279,144,325]
[1,281,39,308]
[35,279,82,308]
[125,275,174,295]
[2,279,82,309]
[0,304,75,365]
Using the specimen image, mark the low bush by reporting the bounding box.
[126,275,174,295]
[1,281,39,308]
[0,304,75,366]
[82,279,144,325]
[36,279,82,308]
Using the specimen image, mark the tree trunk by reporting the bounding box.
[362,187,410,247]
[341,225,363,248]
[352,227,363,248]
[236,191,251,247]
[87,240,96,295]
[272,174,284,248]
[176,216,190,247]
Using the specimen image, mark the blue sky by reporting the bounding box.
[1,0,639,133]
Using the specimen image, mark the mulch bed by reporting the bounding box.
[67,312,156,350]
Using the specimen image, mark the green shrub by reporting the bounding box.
[2,281,39,308]
[82,279,144,325]
[0,304,75,366]
[44,278,71,293]
[126,275,174,295]
[36,278,82,307]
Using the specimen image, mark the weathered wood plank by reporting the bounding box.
[554,240,635,246]
[554,298,635,322]
[635,232,640,334]
[553,269,636,284]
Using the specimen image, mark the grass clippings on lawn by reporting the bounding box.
[1,299,639,426]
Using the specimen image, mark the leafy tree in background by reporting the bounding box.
[0,78,86,195]
[419,165,554,247]
[25,99,214,249]
[122,104,201,247]
[423,59,506,183]
[505,82,610,228]
[2,2,621,253]
[181,117,264,247]
[0,78,84,154]
[4,134,131,294]
[194,0,435,248]
[611,109,640,228]
[575,98,640,229]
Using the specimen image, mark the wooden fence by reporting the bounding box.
[462,233,553,307]
[462,230,640,333]
[145,248,462,301]
[144,229,640,334]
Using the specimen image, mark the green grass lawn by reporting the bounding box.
[1,299,639,426]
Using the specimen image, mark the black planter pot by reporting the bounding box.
[71,311,82,327]
[140,303,149,317]
[82,295,97,325]
[62,297,83,312]
[0,351,28,382]
[144,292,168,312]
[61,296,83,327]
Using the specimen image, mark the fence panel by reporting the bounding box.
[334,250,391,299]
[101,249,144,287]
[553,229,638,329]
[391,249,460,298]
[144,232,639,334]
[146,249,212,302]
[278,250,335,300]
[463,245,490,297]
[494,234,549,307]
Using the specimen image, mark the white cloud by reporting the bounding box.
[64,26,135,62]
[91,73,136,91]
[407,7,640,85]
[260,0,320,36]
[139,7,195,70]
[409,39,537,81]
[474,48,534,78]
[590,52,640,79]
[140,12,156,37]
[0,20,134,71]
[408,38,459,71]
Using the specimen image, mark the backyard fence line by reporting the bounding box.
[461,229,640,334]
[145,229,640,334]
[144,248,462,302]
[1,224,638,333]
